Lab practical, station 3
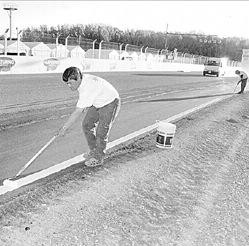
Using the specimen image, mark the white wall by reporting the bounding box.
[0,55,238,76]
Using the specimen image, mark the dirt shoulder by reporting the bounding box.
[1,92,249,246]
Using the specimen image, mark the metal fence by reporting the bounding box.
[125,44,141,53]
[101,41,119,51]
[2,35,238,66]
[145,47,160,55]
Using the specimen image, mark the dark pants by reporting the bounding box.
[82,98,120,160]
[239,80,247,93]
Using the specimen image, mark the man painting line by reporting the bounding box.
[57,67,120,167]
[235,70,248,94]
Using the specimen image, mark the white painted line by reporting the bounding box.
[0,95,232,195]
[0,155,85,194]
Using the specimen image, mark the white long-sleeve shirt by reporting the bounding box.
[76,74,119,109]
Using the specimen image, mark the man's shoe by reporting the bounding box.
[237,91,242,94]
[85,157,104,167]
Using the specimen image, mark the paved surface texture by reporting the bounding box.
[0,71,236,181]
[1,92,249,245]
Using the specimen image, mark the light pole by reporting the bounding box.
[65,35,70,48]
[140,46,144,55]
[125,44,129,52]
[98,40,104,59]
[119,43,124,60]
[3,4,18,40]
[92,39,97,59]
[16,27,22,56]
[65,35,70,57]
[145,47,149,61]
[56,33,61,57]
[56,33,61,46]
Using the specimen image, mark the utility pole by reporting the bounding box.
[3,4,18,40]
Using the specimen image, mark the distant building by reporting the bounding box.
[24,42,51,58]
[139,53,146,61]
[67,45,85,58]
[130,52,139,61]
[109,50,119,60]
[85,49,119,59]
[146,53,154,62]
[85,49,98,59]
[0,40,30,55]
[0,43,4,54]
[120,51,130,60]
[47,43,69,58]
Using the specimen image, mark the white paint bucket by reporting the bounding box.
[156,121,176,148]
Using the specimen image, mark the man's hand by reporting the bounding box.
[56,107,85,137]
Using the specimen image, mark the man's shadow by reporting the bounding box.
[137,92,234,103]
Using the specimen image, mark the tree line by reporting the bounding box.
[5,23,249,61]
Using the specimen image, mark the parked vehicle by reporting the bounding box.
[203,58,225,77]
[121,56,133,61]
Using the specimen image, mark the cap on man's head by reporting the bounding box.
[62,67,82,82]
[235,70,240,75]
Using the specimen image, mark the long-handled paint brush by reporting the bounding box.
[2,135,57,187]
[233,84,239,93]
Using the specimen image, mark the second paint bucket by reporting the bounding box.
[156,121,176,148]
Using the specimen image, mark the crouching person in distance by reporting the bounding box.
[57,66,120,167]
[235,69,248,94]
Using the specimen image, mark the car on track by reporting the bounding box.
[203,58,225,77]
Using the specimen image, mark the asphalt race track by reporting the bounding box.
[0,71,236,182]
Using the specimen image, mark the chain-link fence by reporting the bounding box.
[79,38,96,51]
[125,44,141,53]
[17,34,240,66]
[101,41,119,51]
[40,36,57,45]
[145,47,160,55]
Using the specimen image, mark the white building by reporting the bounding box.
[1,40,31,55]
[67,45,85,58]
[24,42,51,57]
[146,53,154,62]
[139,53,146,61]
[130,52,139,61]
[0,43,4,54]
[109,50,119,60]
[47,43,69,58]
[120,51,130,60]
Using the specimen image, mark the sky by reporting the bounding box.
[1,1,249,39]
